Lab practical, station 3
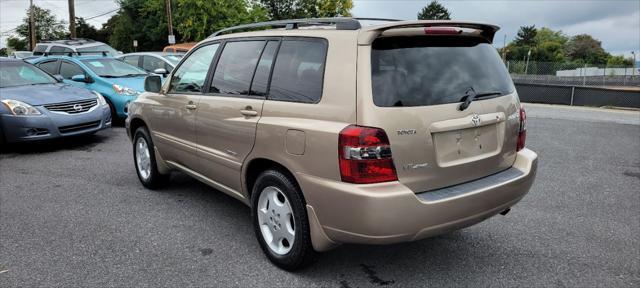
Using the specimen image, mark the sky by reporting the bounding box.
[1,0,638,57]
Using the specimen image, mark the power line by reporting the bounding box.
[0,7,119,35]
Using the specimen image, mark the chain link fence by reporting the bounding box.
[507,61,640,108]
[507,60,640,88]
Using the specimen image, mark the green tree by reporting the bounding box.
[316,0,353,17]
[565,34,608,64]
[95,14,119,43]
[108,0,172,52]
[174,0,269,41]
[606,55,633,67]
[534,27,568,45]
[74,17,99,39]
[513,25,537,47]
[14,5,67,48]
[0,48,7,57]
[417,0,451,20]
[7,36,28,51]
[260,0,352,20]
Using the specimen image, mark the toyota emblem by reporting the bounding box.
[73,104,83,112]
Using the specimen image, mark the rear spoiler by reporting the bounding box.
[358,20,499,45]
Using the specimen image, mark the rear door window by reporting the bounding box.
[59,61,85,79]
[210,40,265,96]
[250,41,278,97]
[371,37,514,107]
[37,60,60,75]
[268,38,327,103]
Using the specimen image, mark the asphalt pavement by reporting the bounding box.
[1,104,639,287]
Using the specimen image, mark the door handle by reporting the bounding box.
[185,104,197,110]
[240,109,258,117]
[240,106,258,117]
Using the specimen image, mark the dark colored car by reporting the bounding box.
[0,58,111,144]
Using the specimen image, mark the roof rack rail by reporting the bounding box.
[39,38,97,46]
[209,18,362,38]
[352,17,403,22]
[43,51,108,57]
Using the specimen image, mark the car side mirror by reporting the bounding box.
[71,74,94,83]
[71,74,86,82]
[53,75,64,82]
[153,68,168,76]
[144,75,162,93]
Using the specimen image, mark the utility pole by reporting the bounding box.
[68,0,76,38]
[165,0,175,44]
[502,34,507,62]
[29,0,36,50]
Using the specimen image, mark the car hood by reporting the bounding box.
[103,76,147,93]
[0,83,97,106]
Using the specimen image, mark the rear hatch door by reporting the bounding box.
[357,28,521,193]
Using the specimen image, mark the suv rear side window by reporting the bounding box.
[33,45,47,56]
[49,46,73,54]
[210,41,265,96]
[371,37,514,107]
[268,39,327,103]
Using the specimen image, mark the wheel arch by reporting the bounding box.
[243,157,303,202]
[129,117,147,137]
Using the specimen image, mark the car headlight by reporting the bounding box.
[1,99,42,116]
[113,84,140,96]
[92,91,108,106]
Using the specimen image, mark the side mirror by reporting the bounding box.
[144,75,162,93]
[153,68,168,75]
[71,74,86,82]
[53,75,64,82]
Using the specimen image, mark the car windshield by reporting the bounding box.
[371,37,515,107]
[0,62,57,88]
[77,44,119,56]
[81,59,148,78]
[163,54,183,65]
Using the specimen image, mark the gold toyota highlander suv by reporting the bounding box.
[126,18,538,270]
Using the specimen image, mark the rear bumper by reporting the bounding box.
[0,104,111,143]
[298,148,537,250]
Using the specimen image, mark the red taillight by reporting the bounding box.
[517,105,527,151]
[424,27,462,35]
[339,125,398,184]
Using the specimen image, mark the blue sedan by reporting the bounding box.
[29,55,148,120]
[0,58,111,144]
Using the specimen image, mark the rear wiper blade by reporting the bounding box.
[458,90,503,111]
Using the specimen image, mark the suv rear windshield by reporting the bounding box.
[371,37,514,107]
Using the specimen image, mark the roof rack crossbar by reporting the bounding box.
[209,18,362,38]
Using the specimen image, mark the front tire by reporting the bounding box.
[251,169,317,270]
[133,126,169,189]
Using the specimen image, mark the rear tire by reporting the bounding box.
[133,126,169,189]
[251,169,317,270]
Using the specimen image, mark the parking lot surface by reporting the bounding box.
[1,105,639,287]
